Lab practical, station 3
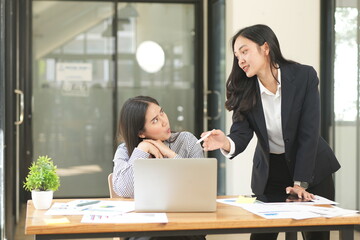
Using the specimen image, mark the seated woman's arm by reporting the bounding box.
[172,132,204,159]
[112,144,150,198]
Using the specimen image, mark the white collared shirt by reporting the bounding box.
[258,68,285,154]
[222,68,285,157]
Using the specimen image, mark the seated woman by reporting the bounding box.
[112,95,205,240]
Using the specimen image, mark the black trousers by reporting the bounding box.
[250,154,335,240]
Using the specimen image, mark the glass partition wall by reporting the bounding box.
[33,1,114,197]
[115,3,196,133]
[0,0,4,236]
[333,0,360,210]
[32,1,199,197]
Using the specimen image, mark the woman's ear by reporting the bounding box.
[262,42,270,55]
[138,132,145,139]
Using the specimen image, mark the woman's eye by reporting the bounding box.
[152,118,158,124]
[242,50,247,55]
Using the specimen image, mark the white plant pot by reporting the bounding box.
[31,190,53,209]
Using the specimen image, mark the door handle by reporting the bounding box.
[14,89,24,125]
[207,90,222,120]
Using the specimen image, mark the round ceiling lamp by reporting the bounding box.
[136,41,165,73]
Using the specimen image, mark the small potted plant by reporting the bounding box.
[23,155,60,209]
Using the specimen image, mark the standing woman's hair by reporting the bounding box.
[117,96,159,155]
[225,24,295,121]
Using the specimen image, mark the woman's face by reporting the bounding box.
[233,36,269,78]
[139,103,171,141]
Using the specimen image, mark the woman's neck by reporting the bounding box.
[258,66,278,94]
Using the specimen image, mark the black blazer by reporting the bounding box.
[228,63,341,195]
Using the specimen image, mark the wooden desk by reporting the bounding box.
[25,198,360,240]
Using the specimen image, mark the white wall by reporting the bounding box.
[225,0,321,195]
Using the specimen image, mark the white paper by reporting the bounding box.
[239,204,319,220]
[217,196,358,220]
[45,202,87,215]
[263,195,338,205]
[307,206,359,218]
[217,195,337,206]
[81,212,168,224]
[45,200,135,216]
[84,201,135,216]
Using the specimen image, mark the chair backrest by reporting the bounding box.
[108,173,127,240]
[108,173,121,198]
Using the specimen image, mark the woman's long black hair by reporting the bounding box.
[117,96,179,156]
[117,96,159,156]
[225,24,295,121]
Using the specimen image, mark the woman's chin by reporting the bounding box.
[246,72,255,78]
[165,132,172,140]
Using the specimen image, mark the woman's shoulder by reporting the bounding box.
[115,142,128,154]
[113,142,130,162]
[172,131,198,141]
[282,62,316,74]
[117,142,127,149]
[281,63,318,83]
[177,131,196,137]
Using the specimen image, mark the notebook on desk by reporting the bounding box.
[134,158,217,212]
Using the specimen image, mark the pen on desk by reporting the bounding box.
[196,129,214,144]
[264,213,278,216]
[76,200,100,207]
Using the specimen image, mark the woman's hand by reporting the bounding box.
[201,129,230,152]
[285,185,315,201]
[143,139,176,158]
[137,141,164,158]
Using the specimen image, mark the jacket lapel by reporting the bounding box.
[281,65,296,132]
[252,81,269,150]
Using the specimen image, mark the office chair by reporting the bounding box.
[108,173,122,198]
[107,173,124,240]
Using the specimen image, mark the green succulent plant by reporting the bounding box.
[23,155,60,191]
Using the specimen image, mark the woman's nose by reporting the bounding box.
[162,119,167,127]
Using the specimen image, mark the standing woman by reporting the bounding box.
[112,95,205,240]
[201,24,340,240]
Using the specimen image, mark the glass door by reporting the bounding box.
[333,1,360,210]
[32,1,115,197]
[32,1,201,197]
[0,1,5,238]
[115,2,198,133]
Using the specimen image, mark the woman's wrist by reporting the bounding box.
[222,138,231,152]
[137,142,149,153]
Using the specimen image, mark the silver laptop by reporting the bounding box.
[134,158,217,212]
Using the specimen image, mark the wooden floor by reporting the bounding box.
[16,203,360,240]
